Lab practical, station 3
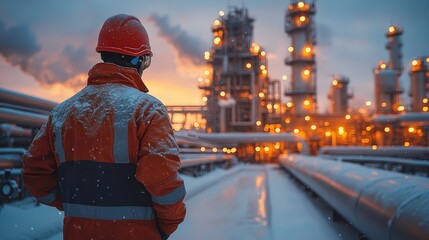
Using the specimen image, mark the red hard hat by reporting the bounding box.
[96,14,153,57]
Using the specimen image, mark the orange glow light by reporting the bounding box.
[303,69,310,76]
[213,19,221,26]
[213,37,221,45]
[303,100,310,106]
[299,16,306,22]
[204,51,210,60]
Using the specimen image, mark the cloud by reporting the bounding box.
[0,19,93,89]
[26,45,92,89]
[0,19,41,71]
[148,14,207,66]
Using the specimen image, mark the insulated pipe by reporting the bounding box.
[0,124,32,138]
[185,132,309,154]
[279,154,429,240]
[180,154,235,168]
[0,148,26,169]
[0,88,57,112]
[319,146,429,160]
[0,107,48,128]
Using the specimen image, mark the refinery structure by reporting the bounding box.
[187,0,428,160]
[162,1,429,162]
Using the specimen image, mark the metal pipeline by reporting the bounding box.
[279,154,429,240]
[0,148,26,169]
[0,88,57,112]
[180,153,235,168]
[0,107,48,128]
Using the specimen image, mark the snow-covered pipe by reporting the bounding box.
[0,148,26,169]
[0,88,57,112]
[180,154,235,168]
[0,107,48,128]
[319,146,429,160]
[279,154,429,240]
[372,112,429,126]
[0,124,32,138]
[185,132,309,154]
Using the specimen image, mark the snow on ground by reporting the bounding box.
[0,198,63,240]
[0,164,359,240]
[171,164,358,240]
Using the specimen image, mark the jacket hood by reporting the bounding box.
[87,62,149,93]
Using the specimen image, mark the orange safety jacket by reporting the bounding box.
[22,62,186,240]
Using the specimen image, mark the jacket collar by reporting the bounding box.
[87,62,149,93]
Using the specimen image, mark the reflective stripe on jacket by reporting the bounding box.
[22,62,186,240]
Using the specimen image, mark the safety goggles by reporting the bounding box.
[131,55,151,70]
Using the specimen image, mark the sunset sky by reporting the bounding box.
[0,0,428,112]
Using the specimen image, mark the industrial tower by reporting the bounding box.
[328,75,353,114]
[284,0,317,116]
[409,56,429,112]
[199,7,279,133]
[374,25,404,114]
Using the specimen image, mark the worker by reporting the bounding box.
[22,14,186,240]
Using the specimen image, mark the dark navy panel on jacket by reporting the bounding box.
[58,160,153,206]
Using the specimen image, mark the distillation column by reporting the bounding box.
[199,7,269,132]
[328,75,352,114]
[409,57,429,112]
[374,26,403,114]
[284,0,317,116]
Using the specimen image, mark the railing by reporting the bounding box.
[279,154,429,240]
